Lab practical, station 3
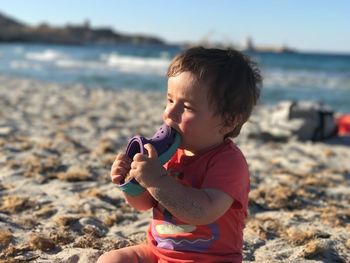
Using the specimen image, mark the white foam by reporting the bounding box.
[46,52,171,75]
[10,60,43,71]
[25,49,67,62]
[14,47,350,90]
[264,68,350,90]
[101,53,170,75]
[55,59,104,70]
[13,46,24,54]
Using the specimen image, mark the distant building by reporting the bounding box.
[244,37,254,51]
[242,36,296,53]
[83,19,90,30]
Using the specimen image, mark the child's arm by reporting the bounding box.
[111,153,156,211]
[130,144,233,225]
[123,190,156,211]
[148,175,233,225]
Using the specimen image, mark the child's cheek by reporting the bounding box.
[180,116,196,135]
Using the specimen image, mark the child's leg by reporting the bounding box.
[97,244,156,263]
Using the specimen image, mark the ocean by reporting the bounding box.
[0,43,349,113]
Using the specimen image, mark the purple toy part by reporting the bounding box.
[125,123,178,160]
[119,123,181,196]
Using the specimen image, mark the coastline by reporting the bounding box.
[0,76,349,262]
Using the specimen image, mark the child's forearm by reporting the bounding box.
[124,190,156,211]
[147,175,216,225]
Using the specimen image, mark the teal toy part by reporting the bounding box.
[118,178,145,196]
[157,132,181,164]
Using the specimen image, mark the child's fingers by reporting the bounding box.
[111,159,131,179]
[111,165,129,175]
[110,165,130,182]
[112,160,131,171]
[133,153,148,162]
[144,144,158,159]
[112,154,132,169]
[110,153,133,184]
[111,174,124,184]
[115,153,132,164]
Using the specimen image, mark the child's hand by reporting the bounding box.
[129,144,166,188]
[110,153,132,184]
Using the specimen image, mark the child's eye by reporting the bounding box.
[167,98,174,104]
[184,105,194,112]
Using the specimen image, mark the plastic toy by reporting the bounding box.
[118,124,181,196]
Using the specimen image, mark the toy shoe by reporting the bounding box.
[118,123,181,196]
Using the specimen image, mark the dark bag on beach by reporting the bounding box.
[268,101,338,141]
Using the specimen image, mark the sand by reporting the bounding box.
[0,75,349,262]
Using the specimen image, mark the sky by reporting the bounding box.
[0,0,349,54]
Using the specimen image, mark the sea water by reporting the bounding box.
[0,43,349,113]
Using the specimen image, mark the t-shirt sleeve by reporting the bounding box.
[201,147,250,209]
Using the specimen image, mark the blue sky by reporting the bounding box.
[0,0,349,53]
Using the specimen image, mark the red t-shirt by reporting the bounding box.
[147,139,250,263]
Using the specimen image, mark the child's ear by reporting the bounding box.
[220,115,242,135]
[220,125,233,135]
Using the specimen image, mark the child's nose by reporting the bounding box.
[165,104,181,124]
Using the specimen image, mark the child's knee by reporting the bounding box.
[96,251,112,263]
[97,245,155,263]
[96,252,108,263]
[97,250,125,263]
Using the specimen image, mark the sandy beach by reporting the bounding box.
[0,75,349,262]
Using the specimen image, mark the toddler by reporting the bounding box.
[98,46,262,263]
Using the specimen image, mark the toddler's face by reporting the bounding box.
[163,71,227,155]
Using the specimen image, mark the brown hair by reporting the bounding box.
[167,46,262,138]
